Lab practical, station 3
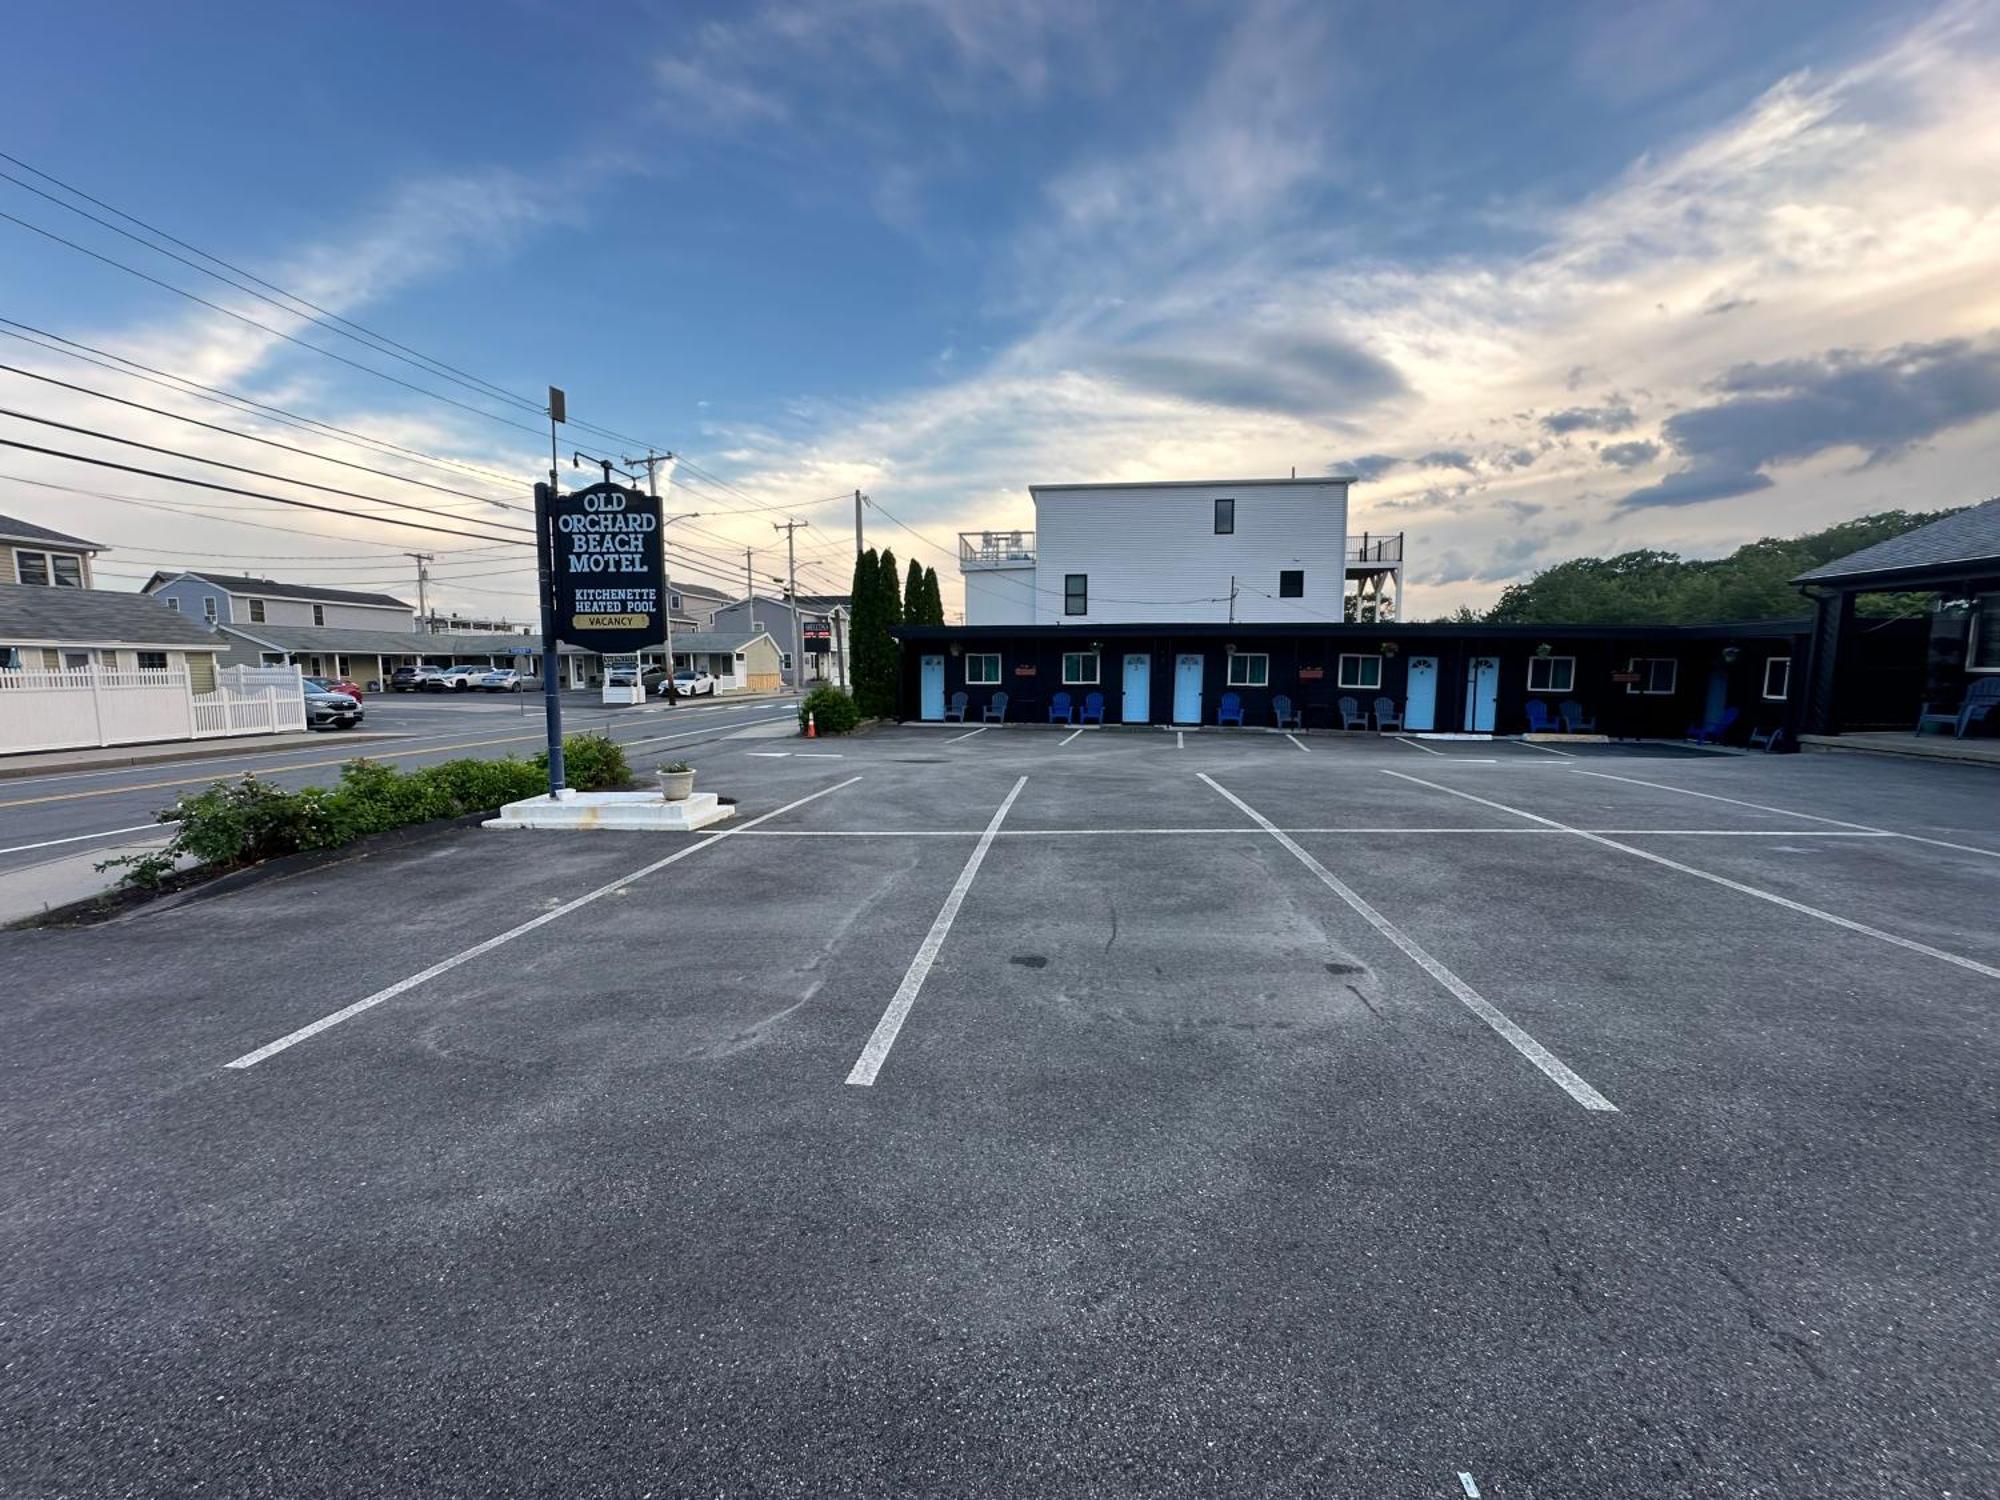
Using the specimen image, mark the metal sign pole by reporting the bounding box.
[534,478,566,798]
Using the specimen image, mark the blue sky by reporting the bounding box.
[2,0,1996,615]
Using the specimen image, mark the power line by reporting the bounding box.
[0,363,526,512]
[0,159,544,415]
[0,319,528,488]
[0,406,538,536]
[0,439,533,546]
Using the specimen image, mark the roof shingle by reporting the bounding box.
[147,571,413,610]
[0,512,104,551]
[1792,498,2000,585]
[0,583,222,648]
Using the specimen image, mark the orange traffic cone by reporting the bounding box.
[806,711,817,739]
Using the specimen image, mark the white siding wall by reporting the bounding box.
[963,564,1037,626]
[1030,480,1348,625]
[236,595,412,630]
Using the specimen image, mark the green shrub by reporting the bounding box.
[539,732,632,790]
[798,685,860,735]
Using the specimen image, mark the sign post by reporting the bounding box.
[533,480,567,797]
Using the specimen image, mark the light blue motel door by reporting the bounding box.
[1405,656,1438,732]
[1122,653,1151,723]
[919,654,945,720]
[1464,656,1499,732]
[1172,653,1204,724]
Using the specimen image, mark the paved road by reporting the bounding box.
[0,693,798,875]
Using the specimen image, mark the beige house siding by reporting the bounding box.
[187,654,217,694]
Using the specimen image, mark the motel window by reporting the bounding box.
[1526,655,1575,694]
[135,651,169,671]
[1626,658,1678,695]
[164,597,180,612]
[1762,656,1792,700]
[1338,653,1382,690]
[313,604,326,626]
[248,598,267,623]
[965,653,1002,686]
[1064,573,1088,616]
[337,655,354,678]
[203,597,217,622]
[61,650,93,671]
[1278,569,1304,599]
[1969,595,2000,672]
[261,653,285,665]
[782,652,793,671]
[15,551,49,585]
[1062,651,1099,685]
[52,554,82,587]
[1214,497,1235,535]
[1226,653,1269,687]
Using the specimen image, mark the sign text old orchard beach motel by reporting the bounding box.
[544,481,667,654]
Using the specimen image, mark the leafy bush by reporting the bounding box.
[99,733,630,891]
[542,732,632,791]
[798,685,860,735]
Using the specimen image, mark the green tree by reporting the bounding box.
[847,548,884,716]
[905,557,926,626]
[922,565,945,625]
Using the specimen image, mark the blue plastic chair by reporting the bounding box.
[1271,694,1301,729]
[943,690,968,723]
[1048,690,1074,724]
[1559,699,1596,732]
[982,690,1009,723]
[1373,697,1403,732]
[1687,705,1740,744]
[1524,700,1556,733]
[1917,678,2000,737]
[1080,690,1106,725]
[1337,695,1369,730]
[1217,691,1245,727]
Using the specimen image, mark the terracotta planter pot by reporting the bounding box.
[657,769,696,802]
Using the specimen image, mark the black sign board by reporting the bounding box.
[545,481,666,654]
[802,616,833,654]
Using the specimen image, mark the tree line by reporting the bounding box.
[846,547,944,717]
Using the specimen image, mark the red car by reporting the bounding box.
[306,676,365,702]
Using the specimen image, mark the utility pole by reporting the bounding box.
[744,548,756,643]
[773,519,809,693]
[854,489,864,560]
[538,386,567,797]
[405,552,434,632]
[831,604,847,690]
[624,450,675,680]
[1229,574,1238,625]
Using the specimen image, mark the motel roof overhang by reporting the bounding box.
[892,618,1811,644]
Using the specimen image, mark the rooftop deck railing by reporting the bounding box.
[959,530,1036,566]
[1346,532,1404,565]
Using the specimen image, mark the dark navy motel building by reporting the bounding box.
[893,620,1821,742]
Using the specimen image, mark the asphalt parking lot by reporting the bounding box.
[3,726,1996,1497]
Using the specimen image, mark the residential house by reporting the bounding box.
[668,580,732,632]
[1,512,104,590]
[709,593,849,689]
[142,571,415,632]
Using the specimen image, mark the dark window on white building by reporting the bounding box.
[1278,569,1304,598]
[1214,498,1235,534]
[1064,574,1088,615]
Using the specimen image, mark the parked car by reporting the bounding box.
[657,668,717,698]
[431,665,488,692]
[305,686,363,731]
[477,668,525,692]
[303,675,364,701]
[390,665,445,692]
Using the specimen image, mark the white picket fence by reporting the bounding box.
[0,667,307,754]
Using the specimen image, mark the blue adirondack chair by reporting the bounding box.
[1524,699,1557,733]
[1272,694,1302,729]
[1080,690,1106,725]
[982,690,1009,723]
[1337,695,1369,730]
[1373,697,1403,732]
[1049,690,1074,724]
[1559,699,1596,732]
[944,690,968,723]
[1217,691,1245,727]
[1749,725,1785,752]
[1687,705,1739,744]
[1917,677,2000,737]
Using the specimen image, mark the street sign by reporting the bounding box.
[547,481,667,654]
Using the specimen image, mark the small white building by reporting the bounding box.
[959,476,1401,626]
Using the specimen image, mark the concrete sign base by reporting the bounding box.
[484,790,734,833]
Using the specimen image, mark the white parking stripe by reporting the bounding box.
[1059,727,1085,746]
[1516,739,1575,757]
[1285,733,1310,753]
[1200,774,1617,1112]
[223,777,862,1069]
[1396,736,1449,756]
[845,777,1027,1087]
[943,726,989,744]
[1570,768,2000,860]
[0,822,171,856]
[1383,769,2000,981]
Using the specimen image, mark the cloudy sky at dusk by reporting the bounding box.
[2,0,1997,618]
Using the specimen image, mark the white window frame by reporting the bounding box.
[202,597,218,622]
[1625,657,1678,695]
[1337,653,1382,690]
[312,604,326,626]
[14,550,51,585]
[135,651,169,671]
[781,651,793,671]
[52,553,82,587]
[164,597,181,612]
[61,649,94,671]
[1061,650,1099,685]
[1526,655,1575,694]
[260,652,285,666]
[1226,652,1269,687]
[248,598,267,623]
[965,652,1001,686]
[1761,656,1791,700]
[1969,595,2000,673]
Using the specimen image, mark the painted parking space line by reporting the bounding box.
[1383,769,2000,981]
[1199,773,1617,1112]
[223,776,862,1070]
[1570,768,2000,861]
[1458,1473,1483,1498]
[1285,733,1310,753]
[845,776,1028,1087]
[1059,727,1085,746]
[943,726,989,745]
[1516,739,1575,757]
[727,826,1897,840]
[1395,736,1449,756]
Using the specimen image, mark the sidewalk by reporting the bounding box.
[0,730,406,781]
[0,831,181,926]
